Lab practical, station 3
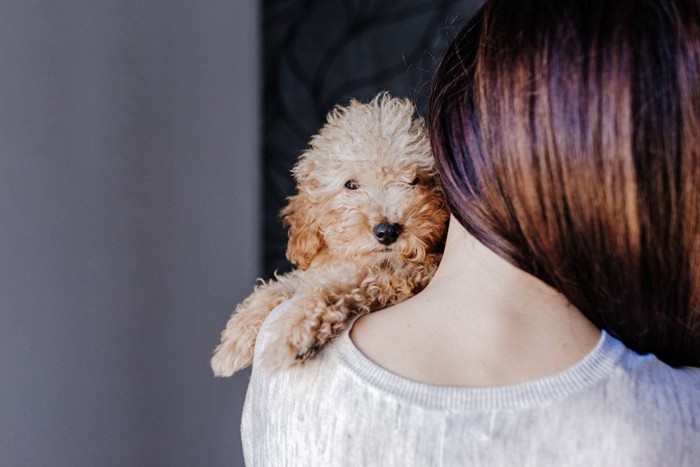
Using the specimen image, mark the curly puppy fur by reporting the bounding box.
[211,93,449,377]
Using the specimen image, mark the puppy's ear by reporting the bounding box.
[281,193,324,270]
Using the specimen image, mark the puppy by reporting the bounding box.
[211,93,448,376]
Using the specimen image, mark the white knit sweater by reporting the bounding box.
[241,300,700,466]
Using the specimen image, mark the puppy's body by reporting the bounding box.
[211,94,448,377]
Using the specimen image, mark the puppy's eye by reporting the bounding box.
[410,177,420,186]
[344,180,359,190]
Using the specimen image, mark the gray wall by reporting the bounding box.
[0,1,258,466]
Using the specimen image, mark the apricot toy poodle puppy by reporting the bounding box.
[211,93,449,377]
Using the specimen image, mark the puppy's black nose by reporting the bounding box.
[373,223,402,246]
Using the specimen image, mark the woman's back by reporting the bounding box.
[242,300,700,467]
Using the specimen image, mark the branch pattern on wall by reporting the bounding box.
[263,0,480,274]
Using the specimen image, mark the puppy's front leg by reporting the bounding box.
[260,288,358,371]
[258,257,442,371]
[211,274,299,377]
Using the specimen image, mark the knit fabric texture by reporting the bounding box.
[241,300,700,466]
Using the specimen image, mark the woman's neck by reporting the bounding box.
[351,216,601,387]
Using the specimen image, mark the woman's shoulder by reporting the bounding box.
[252,298,293,358]
[591,342,700,458]
[610,342,700,413]
[619,346,700,383]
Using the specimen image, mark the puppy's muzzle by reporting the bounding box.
[373,223,402,246]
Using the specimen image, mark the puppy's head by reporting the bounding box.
[282,93,448,270]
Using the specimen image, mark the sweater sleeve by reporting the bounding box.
[240,377,254,466]
[239,300,293,466]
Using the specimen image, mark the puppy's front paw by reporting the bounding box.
[260,319,322,371]
[210,335,255,377]
[259,336,298,372]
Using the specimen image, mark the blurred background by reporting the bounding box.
[0,1,477,465]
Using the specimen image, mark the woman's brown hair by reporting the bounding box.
[429,0,700,366]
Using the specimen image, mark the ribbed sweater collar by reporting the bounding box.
[336,326,626,411]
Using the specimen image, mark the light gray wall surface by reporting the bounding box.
[0,1,258,466]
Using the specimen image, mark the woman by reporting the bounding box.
[242,0,700,465]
